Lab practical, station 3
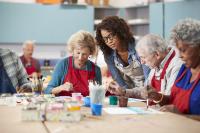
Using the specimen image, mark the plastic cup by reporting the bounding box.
[89,84,105,105]
[83,96,90,107]
[72,93,82,102]
[109,96,118,105]
[118,96,128,107]
[91,103,102,116]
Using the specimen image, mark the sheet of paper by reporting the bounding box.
[104,98,146,103]
[103,107,137,115]
[128,98,146,102]
[103,107,163,115]
[127,107,163,115]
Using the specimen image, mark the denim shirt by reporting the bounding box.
[104,40,150,89]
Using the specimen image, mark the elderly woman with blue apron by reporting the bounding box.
[148,19,200,115]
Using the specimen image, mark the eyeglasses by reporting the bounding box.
[139,52,156,64]
[102,33,115,43]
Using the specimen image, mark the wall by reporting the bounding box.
[0,2,94,44]
[150,0,200,39]
[164,0,200,38]
[0,2,94,59]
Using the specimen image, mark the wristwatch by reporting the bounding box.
[153,93,164,104]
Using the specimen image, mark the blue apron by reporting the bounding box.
[0,57,16,94]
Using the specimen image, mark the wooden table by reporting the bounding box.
[1,102,200,133]
[0,106,46,133]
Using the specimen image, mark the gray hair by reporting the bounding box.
[67,30,97,56]
[170,18,200,46]
[136,34,168,54]
[22,40,36,49]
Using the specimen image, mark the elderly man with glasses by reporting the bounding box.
[107,34,183,101]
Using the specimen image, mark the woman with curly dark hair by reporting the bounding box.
[96,16,150,90]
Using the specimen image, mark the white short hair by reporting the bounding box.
[67,30,97,56]
[22,40,36,49]
[136,34,168,54]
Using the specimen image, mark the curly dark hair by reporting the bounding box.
[95,16,134,55]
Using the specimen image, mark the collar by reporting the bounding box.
[158,48,174,70]
[113,41,136,63]
[72,56,88,70]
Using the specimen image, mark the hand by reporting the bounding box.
[52,82,73,95]
[29,72,41,79]
[107,81,125,96]
[31,72,38,78]
[139,86,148,99]
[146,86,161,101]
[159,104,180,113]
[16,84,32,93]
[103,77,113,89]
[59,82,73,92]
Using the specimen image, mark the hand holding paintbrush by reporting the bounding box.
[106,81,126,96]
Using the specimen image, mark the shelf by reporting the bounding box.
[94,5,149,39]
[94,19,102,25]
[94,6,120,9]
[94,18,148,26]
[127,19,149,25]
[94,7,120,22]
[134,35,141,40]
[61,2,87,7]
[124,4,149,38]
[125,4,149,9]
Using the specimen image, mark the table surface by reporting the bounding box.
[0,101,200,133]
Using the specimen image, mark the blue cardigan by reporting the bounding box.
[44,57,102,94]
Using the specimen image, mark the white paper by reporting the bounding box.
[128,98,146,102]
[103,107,137,115]
[128,107,163,115]
[104,98,146,103]
[103,107,163,115]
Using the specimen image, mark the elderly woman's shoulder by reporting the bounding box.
[176,64,187,78]
[52,57,69,68]
[0,48,11,53]
[57,57,69,64]
[87,60,100,69]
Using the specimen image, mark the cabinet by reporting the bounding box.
[124,4,149,40]
[94,6,121,30]
[150,0,200,39]
[94,4,149,40]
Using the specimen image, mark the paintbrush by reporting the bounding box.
[146,98,149,110]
